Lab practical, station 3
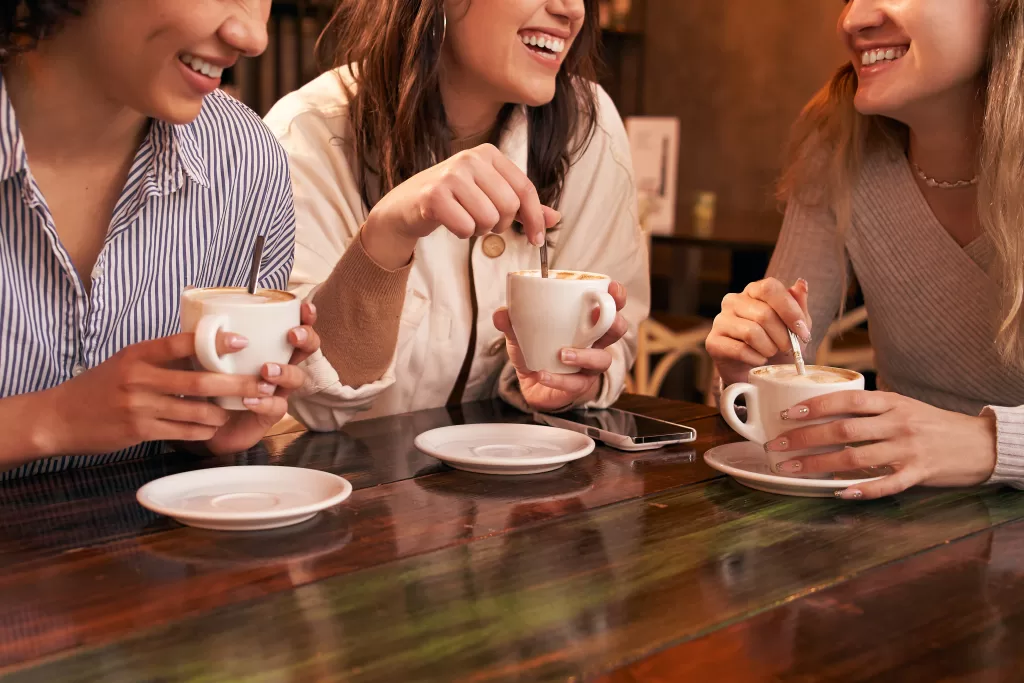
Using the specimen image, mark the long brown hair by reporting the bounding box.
[779,1,1024,365]
[319,0,602,213]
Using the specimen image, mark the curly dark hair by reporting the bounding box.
[0,0,84,59]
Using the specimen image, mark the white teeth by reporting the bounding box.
[521,34,566,54]
[861,46,906,66]
[180,53,223,79]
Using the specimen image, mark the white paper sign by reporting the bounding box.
[625,116,680,236]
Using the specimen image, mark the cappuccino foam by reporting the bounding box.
[753,365,856,385]
[188,288,294,305]
[512,270,606,281]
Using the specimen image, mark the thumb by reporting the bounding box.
[541,206,562,230]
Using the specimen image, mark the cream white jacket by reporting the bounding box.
[265,68,650,430]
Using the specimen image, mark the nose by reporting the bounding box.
[218,1,270,58]
[841,0,887,36]
[548,0,586,24]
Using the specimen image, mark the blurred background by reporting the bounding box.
[223,0,870,404]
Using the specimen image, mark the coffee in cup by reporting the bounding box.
[506,270,617,374]
[180,287,301,410]
[720,364,865,477]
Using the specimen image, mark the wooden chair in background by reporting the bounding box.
[816,306,874,373]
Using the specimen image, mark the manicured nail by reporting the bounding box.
[794,320,811,344]
[292,327,308,344]
[835,488,864,500]
[781,406,810,420]
[797,278,809,292]
[775,460,802,474]
[307,302,317,316]
[265,363,282,378]
[243,397,262,407]
[763,439,788,453]
[258,382,275,396]
[532,233,545,247]
[228,335,249,350]
[561,349,577,363]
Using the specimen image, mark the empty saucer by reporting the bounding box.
[414,424,595,475]
[137,466,353,531]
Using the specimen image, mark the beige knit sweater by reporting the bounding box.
[768,147,1024,487]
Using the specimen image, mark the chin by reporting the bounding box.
[152,96,207,126]
[514,83,558,108]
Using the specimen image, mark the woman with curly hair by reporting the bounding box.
[0,1,321,479]
[266,0,650,429]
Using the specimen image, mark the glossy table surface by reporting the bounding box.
[3,396,1024,682]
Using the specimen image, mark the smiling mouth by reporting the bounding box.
[179,53,224,79]
[520,31,567,60]
[860,45,909,67]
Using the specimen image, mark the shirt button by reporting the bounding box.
[92,264,104,279]
[71,364,86,377]
[482,234,506,258]
[488,337,506,357]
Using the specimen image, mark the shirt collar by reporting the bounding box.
[0,75,29,183]
[498,105,530,175]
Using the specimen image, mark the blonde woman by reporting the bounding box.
[706,0,1024,499]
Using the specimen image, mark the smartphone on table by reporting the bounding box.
[534,408,697,452]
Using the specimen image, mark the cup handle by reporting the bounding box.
[720,382,767,443]
[194,315,235,374]
[574,290,617,348]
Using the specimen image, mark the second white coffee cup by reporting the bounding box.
[507,270,617,374]
[720,364,865,477]
[180,287,301,410]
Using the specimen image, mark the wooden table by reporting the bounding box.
[3,396,1024,682]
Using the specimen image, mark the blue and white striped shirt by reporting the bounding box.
[0,76,296,480]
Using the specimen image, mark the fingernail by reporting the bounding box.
[308,302,317,316]
[763,439,788,453]
[258,382,275,396]
[532,233,545,247]
[794,320,811,344]
[243,397,262,407]
[797,278,809,292]
[781,406,809,420]
[292,327,308,343]
[229,335,249,350]
[774,460,802,474]
[835,488,864,500]
[561,349,577,363]
[265,363,281,378]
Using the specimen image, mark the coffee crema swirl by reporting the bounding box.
[186,287,295,305]
[511,270,607,281]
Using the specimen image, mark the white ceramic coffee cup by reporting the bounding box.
[506,270,618,374]
[720,365,865,477]
[180,287,301,410]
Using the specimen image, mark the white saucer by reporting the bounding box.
[414,424,595,475]
[137,466,353,531]
[704,442,891,498]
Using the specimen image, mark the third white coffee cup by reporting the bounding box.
[720,364,865,477]
[507,270,617,374]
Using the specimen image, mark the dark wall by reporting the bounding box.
[642,1,847,239]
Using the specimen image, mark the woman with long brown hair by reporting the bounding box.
[706,0,1024,499]
[267,0,649,428]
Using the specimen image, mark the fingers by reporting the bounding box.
[782,390,898,421]
[741,278,812,343]
[608,281,627,311]
[559,348,612,374]
[776,442,898,476]
[528,370,599,396]
[142,365,275,400]
[470,158,523,235]
[709,313,779,359]
[261,361,306,399]
[489,150,546,245]
[147,419,221,443]
[836,467,922,500]
[726,296,793,357]
[541,205,562,230]
[149,395,232,428]
[241,395,289,420]
[705,335,769,368]
[215,331,250,357]
[789,278,811,320]
[767,414,896,453]
[592,314,629,351]
[421,184,476,238]
[449,177,502,237]
[132,333,199,364]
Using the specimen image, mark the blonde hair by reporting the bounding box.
[779,0,1024,365]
